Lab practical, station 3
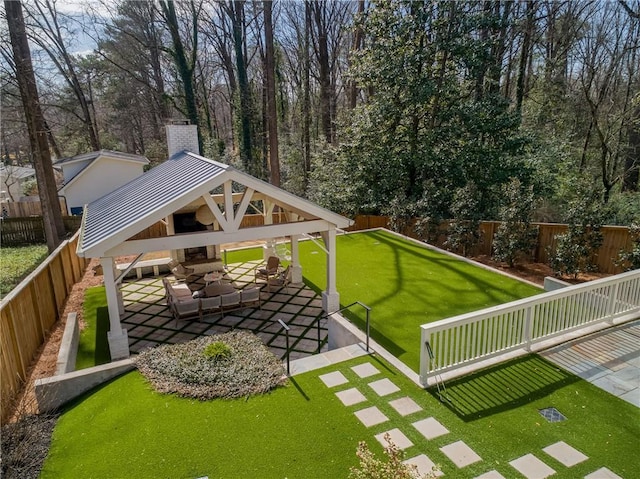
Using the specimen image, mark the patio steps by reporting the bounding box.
[289,342,370,376]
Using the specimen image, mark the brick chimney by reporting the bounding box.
[166,121,200,157]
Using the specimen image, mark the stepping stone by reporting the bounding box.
[542,441,588,467]
[335,387,367,406]
[351,362,380,378]
[375,428,413,450]
[440,440,482,468]
[474,471,506,479]
[368,378,400,396]
[584,467,623,479]
[403,454,443,477]
[319,371,348,387]
[389,396,423,416]
[354,406,388,427]
[509,454,556,479]
[412,417,449,440]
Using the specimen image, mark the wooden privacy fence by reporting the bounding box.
[348,216,633,274]
[0,232,88,424]
[419,269,640,386]
[0,216,83,246]
[1,198,67,218]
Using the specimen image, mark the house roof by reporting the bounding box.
[78,151,352,257]
[0,164,35,180]
[54,149,149,166]
[56,150,149,190]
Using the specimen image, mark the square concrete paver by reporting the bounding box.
[368,378,400,396]
[351,362,380,378]
[335,387,367,406]
[375,428,413,450]
[354,406,389,427]
[509,454,556,479]
[440,440,482,468]
[319,371,348,387]
[403,454,443,477]
[474,471,507,479]
[412,417,450,440]
[389,396,423,416]
[584,467,623,479]
[542,441,588,467]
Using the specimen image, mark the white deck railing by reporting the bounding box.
[419,269,640,386]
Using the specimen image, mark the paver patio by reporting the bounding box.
[120,260,328,361]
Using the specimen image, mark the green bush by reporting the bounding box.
[617,223,640,271]
[203,341,232,361]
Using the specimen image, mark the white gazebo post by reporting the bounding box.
[100,256,130,360]
[322,226,340,313]
[290,234,302,283]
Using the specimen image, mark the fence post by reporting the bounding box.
[419,327,430,386]
[524,305,533,351]
[606,283,620,323]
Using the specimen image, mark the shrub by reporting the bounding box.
[445,183,484,257]
[134,331,287,400]
[617,223,640,271]
[349,433,439,479]
[203,341,232,361]
[492,178,539,267]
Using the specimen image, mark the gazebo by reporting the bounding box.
[76,125,353,360]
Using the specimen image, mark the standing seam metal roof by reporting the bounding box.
[80,153,225,251]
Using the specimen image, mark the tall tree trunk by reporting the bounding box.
[6,0,64,252]
[347,0,365,109]
[229,0,254,172]
[312,3,333,144]
[263,1,280,186]
[516,0,534,116]
[159,0,202,152]
[622,104,639,192]
[302,1,312,187]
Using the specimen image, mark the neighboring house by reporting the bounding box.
[0,163,35,202]
[55,150,149,215]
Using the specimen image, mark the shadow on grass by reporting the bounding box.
[431,355,579,422]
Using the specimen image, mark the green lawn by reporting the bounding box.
[41,354,639,478]
[230,230,542,372]
[0,243,48,297]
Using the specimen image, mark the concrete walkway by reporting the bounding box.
[540,320,640,407]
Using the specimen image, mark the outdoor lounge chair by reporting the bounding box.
[168,259,196,282]
[170,297,201,323]
[254,256,280,284]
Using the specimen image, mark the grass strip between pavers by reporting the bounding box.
[41,354,639,478]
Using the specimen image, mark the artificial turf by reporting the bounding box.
[41,354,639,478]
[232,229,542,372]
[75,286,111,369]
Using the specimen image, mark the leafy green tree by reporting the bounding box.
[493,178,539,267]
[339,0,533,224]
[617,223,640,271]
[548,181,607,278]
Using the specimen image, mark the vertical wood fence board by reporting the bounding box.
[47,257,67,314]
[0,309,23,418]
[32,269,57,332]
[60,244,75,293]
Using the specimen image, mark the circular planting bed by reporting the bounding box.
[134,331,287,400]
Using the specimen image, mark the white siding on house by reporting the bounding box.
[62,158,144,213]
